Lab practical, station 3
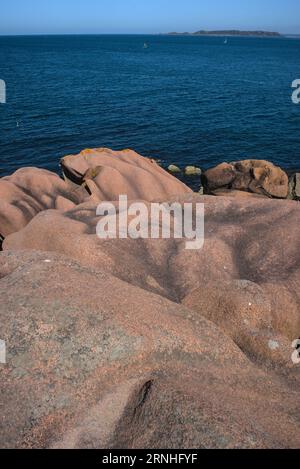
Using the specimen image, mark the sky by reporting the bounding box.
[0,0,299,35]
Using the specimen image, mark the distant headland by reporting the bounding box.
[167,30,282,37]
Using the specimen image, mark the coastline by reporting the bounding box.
[167,30,283,37]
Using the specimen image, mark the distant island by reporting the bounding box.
[168,30,282,37]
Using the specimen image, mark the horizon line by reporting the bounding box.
[1,31,300,37]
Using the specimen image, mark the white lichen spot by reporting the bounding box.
[44,259,51,263]
[268,340,279,351]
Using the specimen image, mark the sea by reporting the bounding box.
[0,34,300,183]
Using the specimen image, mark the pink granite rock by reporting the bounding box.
[0,167,88,237]
[4,194,300,372]
[0,251,299,449]
[202,160,289,198]
[61,148,192,201]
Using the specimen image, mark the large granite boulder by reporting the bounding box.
[0,167,88,237]
[61,148,192,201]
[201,162,236,191]
[0,149,191,239]
[202,160,289,199]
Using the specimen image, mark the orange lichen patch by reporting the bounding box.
[83,166,103,181]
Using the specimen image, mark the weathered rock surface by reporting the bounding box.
[0,251,299,449]
[0,167,88,237]
[202,162,236,191]
[4,194,300,371]
[0,150,299,449]
[61,148,192,201]
[202,160,289,199]
[288,173,300,200]
[296,173,300,199]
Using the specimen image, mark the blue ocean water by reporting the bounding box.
[0,34,300,178]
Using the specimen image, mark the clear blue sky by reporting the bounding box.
[0,0,299,35]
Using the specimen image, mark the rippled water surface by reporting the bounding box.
[0,34,300,176]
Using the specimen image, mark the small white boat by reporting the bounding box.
[224,38,228,44]
[143,42,149,49]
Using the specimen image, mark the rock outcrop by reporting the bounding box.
[0,250,299,449]
[61,148,192,201]
[0,167,88,237]
[202,160,289,199]
[0,150,299,449]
